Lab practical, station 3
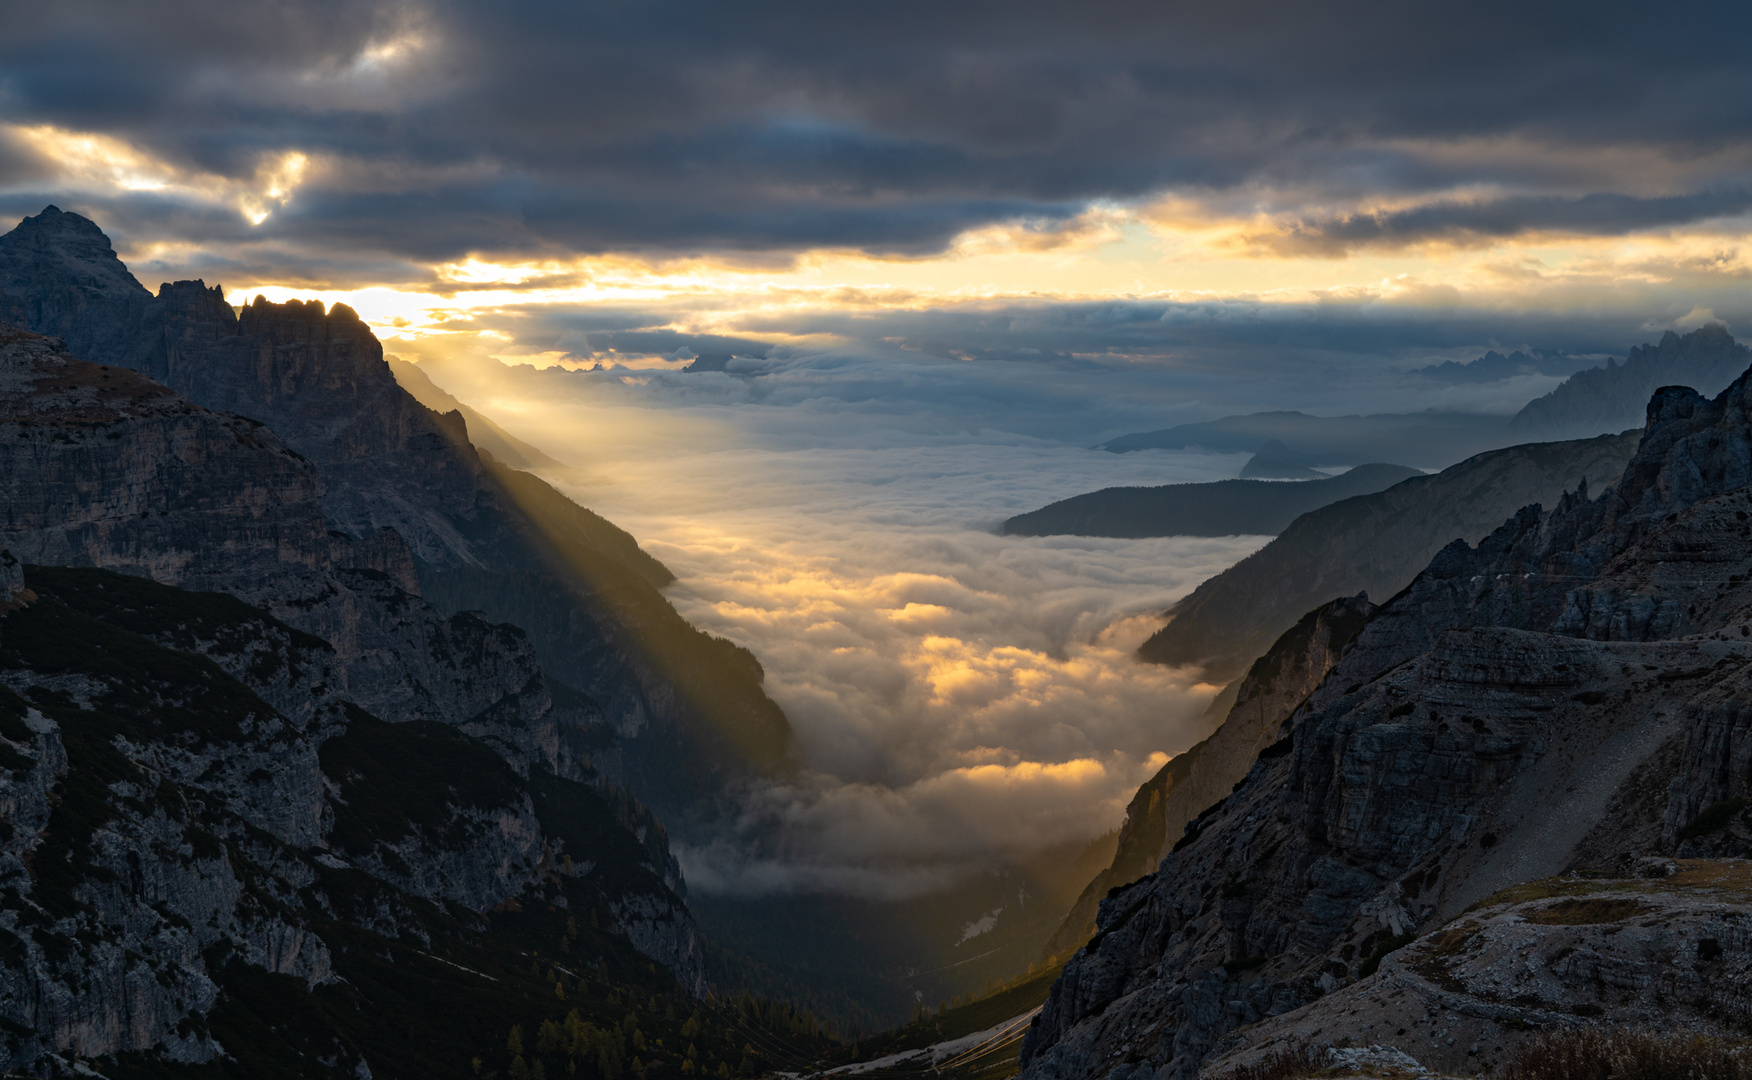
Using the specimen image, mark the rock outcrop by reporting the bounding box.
[1019,360,1752,1080]
[1042,595,1375,959]
[1203,863,1752,1078]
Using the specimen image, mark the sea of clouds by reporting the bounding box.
[410,337,1559,898]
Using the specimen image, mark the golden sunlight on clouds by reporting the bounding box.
[208,196,1750,372]
[7,124,313,226]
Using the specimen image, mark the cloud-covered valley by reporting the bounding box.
[418,354,1274,896]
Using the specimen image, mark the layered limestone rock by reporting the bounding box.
[1019,362,1752,1080]
[0,324,328,595]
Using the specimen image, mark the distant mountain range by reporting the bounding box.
[1097,410,1510,469]
[1097,325,1749,471]
[1413,347,1597,383]
[1002,463,1422,539]
[1511,323,1751,440]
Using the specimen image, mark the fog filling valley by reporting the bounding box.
[410,355,1281,900]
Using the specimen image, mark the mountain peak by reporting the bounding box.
[1511,323,1749,440]
[2,205,141,280]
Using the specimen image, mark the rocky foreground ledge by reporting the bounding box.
[1203,859,1752,1078]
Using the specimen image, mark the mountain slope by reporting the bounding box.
[1039,593,1375,960]
[388,355,565,469]
[0,322,794,1074]
[1018,359,1752,1080]
[1003,464,1420,538]
[1137,430,1639,683]
[0,206,791,826]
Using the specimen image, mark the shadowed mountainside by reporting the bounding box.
[0,205,791,827]
[0,325,808,1076]
[1511,323,1750,440]
[1137,430,1640,684]
[1003,463,1421,538]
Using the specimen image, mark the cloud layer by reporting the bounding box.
[4,0,1752,275]
[419,354,1272,894]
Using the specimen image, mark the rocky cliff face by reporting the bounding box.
[0,328,709,1074]
[1512,323,1751,441]
[1020,361,1752,1080]
[0,327,599,779]
[1140,430,1640,684]
[1041,595,1374,961]
[0,206,792,828]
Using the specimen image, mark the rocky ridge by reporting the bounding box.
[1139,430,1641,684]
[0,328,708,1074]
[1019,361,1752,1079]
[0,206,792,827]
[1042,594,1375,960]
[1512,323,1751,441]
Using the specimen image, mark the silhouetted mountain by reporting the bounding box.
[1002,463,1421,538]
[1413,347,1595,383]
[1511,323,1750,439]
[1137,430,1640,683]
[0,206,792,830]
[1237,438,1323,479]
[1097,410,1510,470]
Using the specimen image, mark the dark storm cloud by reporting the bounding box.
[4,0,1752,263]
[1265,189,1752,255]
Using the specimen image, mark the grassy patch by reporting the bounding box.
[1521,898,1646,925]
[1503,1028,1752,1080]
[1358,932,1415,977]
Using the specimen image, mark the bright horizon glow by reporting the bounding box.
[10,122,1746,367]
[227,215,1752,371]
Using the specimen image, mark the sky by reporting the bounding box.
[7,0,1752,896]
